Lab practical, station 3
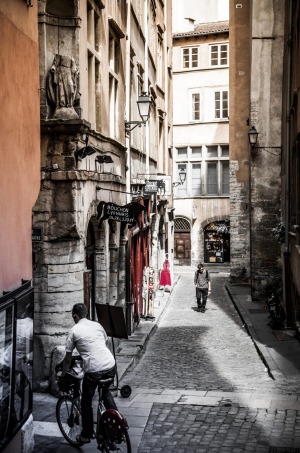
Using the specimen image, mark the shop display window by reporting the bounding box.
[0,282,33,450]
[204,221,230,263]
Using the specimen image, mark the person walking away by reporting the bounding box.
[60,303,118,444]
[194,263,211,312]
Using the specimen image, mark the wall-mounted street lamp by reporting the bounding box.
[248,126,281,156]
[173,169,187,187]
[125,92,151,132]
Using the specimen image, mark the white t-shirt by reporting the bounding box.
[65,318,115,373]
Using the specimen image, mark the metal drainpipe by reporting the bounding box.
[144,0,150,176]
[284,0,292,327]
[125,0,132,334]
[125,0,131,203]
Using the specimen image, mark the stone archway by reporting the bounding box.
[202,218,230,264]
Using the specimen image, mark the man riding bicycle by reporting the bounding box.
[60,303,118,444]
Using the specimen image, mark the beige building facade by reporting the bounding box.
[33,0,173,387]
[172,3,230,268]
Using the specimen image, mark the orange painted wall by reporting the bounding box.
[0,2,40,290]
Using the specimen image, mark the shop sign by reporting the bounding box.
[144,180,159,194]
[144,176,171,195]
[32,228,42,241]
[97,201,145,227]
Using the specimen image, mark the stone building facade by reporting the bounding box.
[229,0,284,298]
[281,0,300,331]
[33,0,172,386]
[172,3,230,268]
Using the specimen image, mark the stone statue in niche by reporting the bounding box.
[47,54,80,119]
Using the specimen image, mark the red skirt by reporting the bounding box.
[159,269,171,286]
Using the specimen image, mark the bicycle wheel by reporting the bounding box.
[115,429,131,453]
[98,429,131,453]
[56,395,84,447]
[98,409,132,453]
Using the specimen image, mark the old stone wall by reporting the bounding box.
[229,0,251,283]
[249,0,284,299]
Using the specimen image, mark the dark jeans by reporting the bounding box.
[81,365,117,438]
[196,288,208,309]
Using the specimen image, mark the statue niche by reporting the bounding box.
[47,54,80,119]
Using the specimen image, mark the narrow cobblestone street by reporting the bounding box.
[123,270,275,393]
[117,268,300,452]
[32,267,300,453]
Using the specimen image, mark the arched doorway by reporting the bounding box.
[174,217,191,265]
[204,220,230,264]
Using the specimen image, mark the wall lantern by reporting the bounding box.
[248,126,259,148]
[248,126,281,156]
[173,169,187,187]
[125,92,151,132]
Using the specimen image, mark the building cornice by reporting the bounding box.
[173,21,229,39]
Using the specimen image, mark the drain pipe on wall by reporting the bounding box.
[283,0,292,327]
[144,0,150,176]
[125,0,133,335]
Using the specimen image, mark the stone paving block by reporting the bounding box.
[177,395,220,406]
[33,421,62,438]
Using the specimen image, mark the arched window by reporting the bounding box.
[174,217,190,231]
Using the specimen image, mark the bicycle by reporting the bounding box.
[55,357,131,452]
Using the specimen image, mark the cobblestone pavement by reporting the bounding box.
[32,270,300,452]
[123,273,283,393]
[118,271,300,452]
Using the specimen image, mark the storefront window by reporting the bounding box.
[0,282,33,450]
[204,221,230,263]
[0,306,14,442]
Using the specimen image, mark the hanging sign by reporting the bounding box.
[144,179,166,195]
[97,201,145,227]
[144,180,158,194]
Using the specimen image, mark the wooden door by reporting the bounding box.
[174,233,191,265]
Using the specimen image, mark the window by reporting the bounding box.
[177,163,187,197]
[109,32,120,138]
[206,146,218,157]
[157,36,163,87]
[207,162,217,194]
[192,163,201,195]
[192,93,201,121]
[210,43,228,67]
[174,145,229,197]
[191,147,202,158]
[215,91,229,119]
[182,47,199,69]
[0,282,34,451]
[221,161,229,194]
[87,3,101,130]
[177,147,188,159]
